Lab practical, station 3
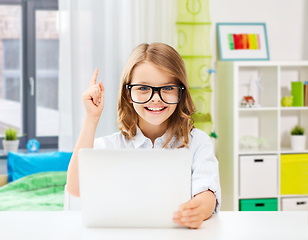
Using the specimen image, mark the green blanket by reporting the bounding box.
[0,171,67,211]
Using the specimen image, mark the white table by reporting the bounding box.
[0,211,307,240]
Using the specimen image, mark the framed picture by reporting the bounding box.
[217,23,270,61]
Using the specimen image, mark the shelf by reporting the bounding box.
[280,194,308,198]
[280,107,308,111]
[280,66,308,109]
[238,66,278,108]
[238,149,308,154]
[0,148,59,158]
[239,111,278,152]
[217,61,308,211]
[280,110,308,150]
[233,61,308,67]
[238,107,308,111]
[238,150,278,155]
[238,196,278,200]
[280,148,308,154]
[218,61,308,68]
[239,195,308,200]
[239,107,278,111]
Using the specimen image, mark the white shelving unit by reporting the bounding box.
[216,61,308,211]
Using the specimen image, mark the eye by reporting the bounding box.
[138,86,150,91]
[162,86,174,91]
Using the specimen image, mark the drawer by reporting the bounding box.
[239,155,277,198]
[281,197,308,211]
[240,198,278,211]
[281,154,308,195]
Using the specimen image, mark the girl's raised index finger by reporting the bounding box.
[89,68,98,87]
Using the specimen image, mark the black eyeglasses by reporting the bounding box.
[126,84,185,104]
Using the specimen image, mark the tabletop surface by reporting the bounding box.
[0,211,307,240]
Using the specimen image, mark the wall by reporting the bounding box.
[210,0,307,61]
[209,0,308,155]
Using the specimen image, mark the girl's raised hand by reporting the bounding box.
[82,68,105,119]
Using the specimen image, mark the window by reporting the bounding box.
[0,0,58,149]
[35,11,59,137]
[3,39,21,102]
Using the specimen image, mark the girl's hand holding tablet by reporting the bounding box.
[173,190,216,229]
[82,68,105,119]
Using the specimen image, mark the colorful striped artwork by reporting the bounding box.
[228,34,260,50]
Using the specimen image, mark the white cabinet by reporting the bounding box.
[216,61,308,211]
[282,197,308,211]
[239,155,277,198]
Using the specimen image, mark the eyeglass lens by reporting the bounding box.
[130,85,182,104]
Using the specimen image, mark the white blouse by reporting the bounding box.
[94,127,221,214]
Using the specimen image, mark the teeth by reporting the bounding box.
[147,107,164,111]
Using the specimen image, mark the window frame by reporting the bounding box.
[0,0,59,150]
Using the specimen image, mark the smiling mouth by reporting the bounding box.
[145,107,167,112]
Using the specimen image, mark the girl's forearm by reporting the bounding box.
[66,116,100,197]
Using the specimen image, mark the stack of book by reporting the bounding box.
[291,81,308,106]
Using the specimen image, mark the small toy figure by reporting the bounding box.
[281,96,293,107]
[240,96,256,107]
[240,72,263,107]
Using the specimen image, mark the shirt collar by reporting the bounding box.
[132,126,150,148]
[132,126,178,149]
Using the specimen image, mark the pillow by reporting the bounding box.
[7,151,72,182]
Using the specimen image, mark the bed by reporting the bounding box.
[0,171,67,211]
[0,151,72,211]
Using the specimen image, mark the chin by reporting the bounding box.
[146,120,165,126]
[139,115,169,127]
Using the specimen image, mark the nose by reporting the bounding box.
[151,91,161,102]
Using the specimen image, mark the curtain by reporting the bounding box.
[58,0,176,151]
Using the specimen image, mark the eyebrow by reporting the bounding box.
[133,81,176,85]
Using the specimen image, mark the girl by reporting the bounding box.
[67,42,221,229]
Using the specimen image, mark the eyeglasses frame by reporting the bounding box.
[126,84,185,104]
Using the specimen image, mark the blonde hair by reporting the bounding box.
[116,42,195,148]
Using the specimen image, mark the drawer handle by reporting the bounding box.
[255,203,264,207]
[297,202,307,205]
[254,159,264,162]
